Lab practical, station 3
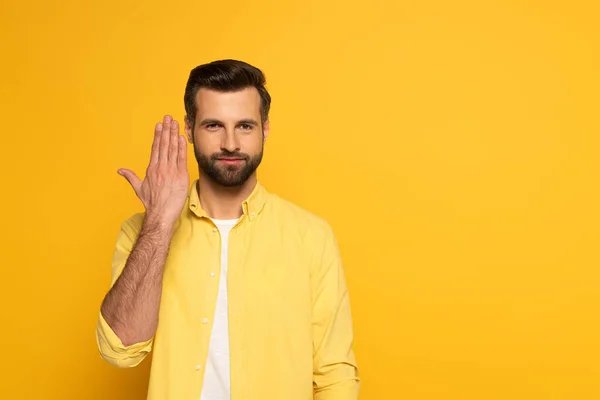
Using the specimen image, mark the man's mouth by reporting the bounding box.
[217,158,244,164]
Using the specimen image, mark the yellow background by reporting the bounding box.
[1,0,599,398]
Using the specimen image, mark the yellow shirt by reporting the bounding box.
[95,180,360,399]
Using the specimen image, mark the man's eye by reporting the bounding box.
[240,124,252,130]
[206,123,220,129]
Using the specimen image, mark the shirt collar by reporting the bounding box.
[187,179,268,221]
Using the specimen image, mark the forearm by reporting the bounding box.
[100,216,173,346]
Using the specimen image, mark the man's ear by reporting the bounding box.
[262,119,270,142]
[184,116,194,144]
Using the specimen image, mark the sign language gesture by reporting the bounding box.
[118,115,190,228]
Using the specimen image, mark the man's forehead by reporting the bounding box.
[194,87,261,123]
[195,87,260,106]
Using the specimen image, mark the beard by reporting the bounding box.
[194,145,263,187]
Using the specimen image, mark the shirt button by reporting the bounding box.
[250,211,256,216]
[202,318,209,324]
[212,227,218,232]
[195,365,201,371]
[210,271,216,277]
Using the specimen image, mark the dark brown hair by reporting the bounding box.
[184,59,271,128]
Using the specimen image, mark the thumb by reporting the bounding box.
[117,168,142,194]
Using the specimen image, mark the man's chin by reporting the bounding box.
[212,172,250,187]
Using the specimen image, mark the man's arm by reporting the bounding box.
[100,216,173,346]
[95,214,155,367]
[95,115,189,367]
[312,223,360,399]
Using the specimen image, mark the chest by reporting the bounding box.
[161,221,314,323]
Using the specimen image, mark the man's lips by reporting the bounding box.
[217,158,244,164]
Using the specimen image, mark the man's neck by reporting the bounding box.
[197,174,257,220]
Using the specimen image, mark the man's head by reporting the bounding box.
[184,59,271,187]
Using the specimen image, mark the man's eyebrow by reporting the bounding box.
[238,119,259,126]
[199,118,224,125]
[198,118,259,126]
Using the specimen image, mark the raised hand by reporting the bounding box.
[118,115,190,228]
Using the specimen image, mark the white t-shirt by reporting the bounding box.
[200,218,239,400]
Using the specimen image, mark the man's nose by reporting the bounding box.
[221,130,240,152]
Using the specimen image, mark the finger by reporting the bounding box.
[177,135,187,171]
[168,120,179,164]
[159,115,172,164]
[117,169,142,194]
[150,122,162,166]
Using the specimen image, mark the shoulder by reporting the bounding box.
[265,193,335,239]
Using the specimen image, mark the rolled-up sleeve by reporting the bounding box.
[312,223,360,399]
[96,311,153,368]
[95,213,154,368]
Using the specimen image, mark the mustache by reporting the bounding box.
[210,151,250,161]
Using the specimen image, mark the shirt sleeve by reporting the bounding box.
[95,213,154,368]
[312,223,360,399]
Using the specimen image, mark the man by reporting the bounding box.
[96,59,359,400]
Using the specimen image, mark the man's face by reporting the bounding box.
[185,87,269,187]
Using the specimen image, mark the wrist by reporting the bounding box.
[143,213,176,235]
